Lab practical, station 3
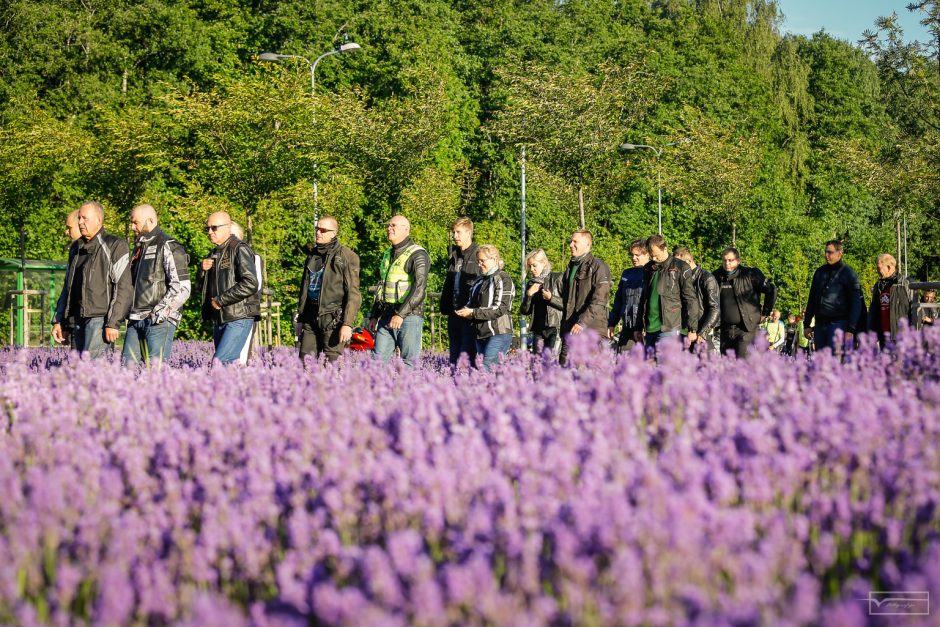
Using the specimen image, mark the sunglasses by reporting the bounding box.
[205,223,230,233]
[315,227,336,234]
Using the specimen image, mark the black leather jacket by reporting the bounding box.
[467,270,515,338]
[199,236,260,324]
[712,265,777,332]
[520,270,563,333]
[129,227,191,325]
[54,229,133,330]
[440,242,481,316]
[372,237,430,319]
[689,266,720,335]
[560,252,612,335]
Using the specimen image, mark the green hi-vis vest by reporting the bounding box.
[380,243,424,304]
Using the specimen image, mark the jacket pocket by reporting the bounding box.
[317,309,342,332]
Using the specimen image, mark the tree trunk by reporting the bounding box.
[578,186,585,229]
[897,218,902,266]
[122,68,128,95]
[731,219,736,247]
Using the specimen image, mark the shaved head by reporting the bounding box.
[387,214,411,245]
[130,204,158,237]
[206,211,233,245]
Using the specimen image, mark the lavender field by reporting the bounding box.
[1,330,939,626]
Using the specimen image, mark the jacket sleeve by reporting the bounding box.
[750,268,777,317]
[700,271,720,334]
[846,269,863,333]
[804,270,820,326]
[54,244,76,324]
[609,271,626,328]
[576,261,611,328]
[546,272,564,310]
[395,249,429,318]
[106,239,133,329]
[520,280,534,315]
[217,242,259,307]
[472,273,514,320]
[153,240,191,323]
[342,250,362,328]
[679,267,700,334]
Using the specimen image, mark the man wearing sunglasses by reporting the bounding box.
[198,212,260,365]
[296,216,361,363]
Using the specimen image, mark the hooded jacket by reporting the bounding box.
[54,229,133,330]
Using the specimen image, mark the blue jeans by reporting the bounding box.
[213,318,255,365]
[122,318,177,365]
[373,315,423,367]
[72,317,110,359]
[814,320,847,353]
[476,333,512,370]
[447,315,477,366]
[644,329,681,354]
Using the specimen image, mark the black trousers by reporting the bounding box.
[298,305,346,363]
[719,323,756,358]
[529,327,559,355]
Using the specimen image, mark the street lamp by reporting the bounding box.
[259,41,362,218]
[620,142,664,235]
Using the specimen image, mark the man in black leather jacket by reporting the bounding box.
[199,212,260,365]
[712,247,777,358]
[122,204,191,365]
[674,247,719,353]
[52,201,133,358]
[369,215,430,368]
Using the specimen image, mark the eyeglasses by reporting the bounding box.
[205,223,230,233]
[315,227,336,234]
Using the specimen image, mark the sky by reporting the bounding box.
[778,0,932,45]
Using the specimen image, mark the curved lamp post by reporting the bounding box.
[259,41,362,218]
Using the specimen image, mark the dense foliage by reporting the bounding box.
[0,0,938,342]
[1,330,939,623]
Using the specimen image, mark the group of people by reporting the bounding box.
[51,201,926,368]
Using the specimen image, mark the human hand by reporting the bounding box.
[571,323,584,335]
[389,314,404,329]
[541,289,552,301]
[526,283,541,297]
[201,258,214,271]
[454,308,473,319]
[52,323,65,344]
[211,298,222,310]
[339,325,352,343]
[104,327,119,343]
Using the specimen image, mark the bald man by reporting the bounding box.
[296,216,361,363]
[867,253,912,347]
[198,211,260,365]
[52,201,133,358]
[122,204,192,365]
[369,214,430,367]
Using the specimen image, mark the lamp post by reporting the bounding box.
[259,41,362,219]
[620,142,664,235]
